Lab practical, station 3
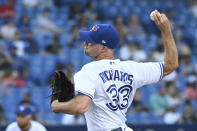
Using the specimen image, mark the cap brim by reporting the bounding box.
[16,111,29,115]
[79,31,96,44]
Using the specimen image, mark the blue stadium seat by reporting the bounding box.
[5,112,16,123]
[126,114,140,124]
[42,112,62,124]
[59,34,69,46]
[42,55,57,80]
[148,113,163,123]
[35,34,53,50]
[191,100,197,111]
[126,113,163,124]
[177,102,186,113]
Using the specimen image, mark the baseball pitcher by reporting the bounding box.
[50,10,178,131]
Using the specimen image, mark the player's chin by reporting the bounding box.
[17,123,26,128]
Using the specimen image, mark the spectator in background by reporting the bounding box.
[127,15,146,37]
[17,15,32,34]
[128,90,148,114]
[0,46,12,72]
[69,2,82,20]
[174,28,187,47]
[2,69,26,88]
[164,107,181,124]
[165,8,175,30]
[45,35,62,54]
[150,86,168,115]
[164,82,182,124]
[119,44,133,60]
[0,32,6,46]
[132,42,147,62]
[19,93,37,109]
[1,69,18,87]
[180,102,197,123]
[19,93,39,121]
[166,86,181,108]
[0,105,8,125]
[5,105,47,131]
[179,54,194,76]
[67,25,81,48]
[35,8,62,35]
[0,20,17,41]
[85,1,98,21]
[19,67,34,87]
[174,27,194,55]
[77,13,90,29]
[10,32,27,57]
[114,15,128,45]
[9,46,29,70]
[151,38,164,62]
[0,0,16,20]
[190,0,197,18]
[24,30,39,54]
[183,75,197,100]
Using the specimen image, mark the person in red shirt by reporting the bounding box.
[183,75,197,100]
[0,0,16,20]
[2,69,26,88]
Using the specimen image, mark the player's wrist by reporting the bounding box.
[161,29,173,38]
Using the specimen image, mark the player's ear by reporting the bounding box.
[100,45,108,52]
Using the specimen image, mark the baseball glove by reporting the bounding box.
[50,71,74,104]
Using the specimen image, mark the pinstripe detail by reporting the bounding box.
[159,62,164,80]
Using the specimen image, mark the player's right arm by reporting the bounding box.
[152,10,179,76]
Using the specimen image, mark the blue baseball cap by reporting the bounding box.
[16,105,32,115]
[79,24,120,49]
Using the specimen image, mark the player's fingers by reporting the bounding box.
[153,10,161,25]
[160,14,169,24]
[161,14,168,21]
[152,10,159,22]
[155,10,162,22]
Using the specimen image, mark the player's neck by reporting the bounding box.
[94,52,115,61]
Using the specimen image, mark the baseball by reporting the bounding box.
[150,11,155,21]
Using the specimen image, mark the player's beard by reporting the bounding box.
[18,122,30,131]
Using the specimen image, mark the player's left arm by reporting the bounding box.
[51,94,91,114]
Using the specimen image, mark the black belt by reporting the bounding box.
[111,127,122,131]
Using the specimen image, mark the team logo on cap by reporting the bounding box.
[91,25,99,31]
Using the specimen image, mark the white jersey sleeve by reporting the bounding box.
[126,61,163,88]
[74,66,97,99]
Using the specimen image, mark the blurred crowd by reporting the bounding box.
[0,0,197,126]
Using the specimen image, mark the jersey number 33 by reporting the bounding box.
[106,84,132,111]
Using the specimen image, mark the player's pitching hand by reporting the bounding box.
[152,10,171,34]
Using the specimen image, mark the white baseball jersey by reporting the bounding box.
[5,120,47,131]
[74,59,163,131]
